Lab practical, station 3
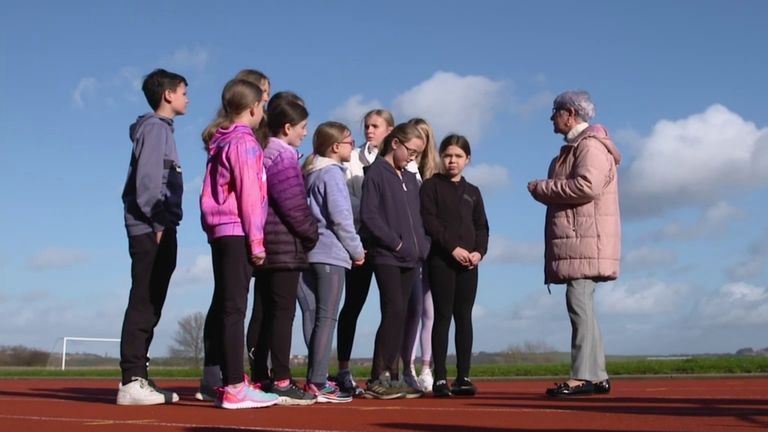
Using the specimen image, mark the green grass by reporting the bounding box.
[2,355,767,378]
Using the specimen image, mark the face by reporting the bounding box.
[393,137,425,170]
[550,106,572,135]
[168,83,189,116]
[441,145,469,179]
[260,79,271,112]
[364,115,393,148]
[335,131,355,162]
[285,119,308,147]
[249,100,265,128]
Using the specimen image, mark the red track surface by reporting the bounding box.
[1,377,767,431]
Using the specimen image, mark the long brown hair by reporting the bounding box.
[234,69,270,145]
[379,122,423,157]
[407,117,440,179]
[301,121,349,173]
[201,78,262,148]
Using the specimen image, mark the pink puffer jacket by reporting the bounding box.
[530,124,621,284]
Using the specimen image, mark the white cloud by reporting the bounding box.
[329,94,383,130]
[165,47,209,71]
[484,236,543,265]
[597,279,690,315]
[173,254,213,286]
[694,282,768,325]
[27,247,87,270]
[463,163,510,191]
[511,90,555,118]
[622,246,677,273]
[72,77,98,108]
[393,71,504,144]
[623,104,768,218]
[646,202,744,241]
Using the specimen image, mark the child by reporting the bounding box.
[197,68,271,402]
[400,117,440,393]
[360,122,430,399]
[199,78,279,409]
[117,68,188,406]
[247,97,318,406]
[420,134,489,397]
[335,109,395,396]
[297,122,365,403]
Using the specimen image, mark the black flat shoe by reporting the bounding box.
[450,377,477,396]
[432,379,451,397]
[545,381,594,397]
[593,379,611,394]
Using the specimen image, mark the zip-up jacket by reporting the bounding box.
[199,124,267,256]
[360,156,429,268]
[122,113,183,235]
[261,137,318,270]
[420,173,489,264]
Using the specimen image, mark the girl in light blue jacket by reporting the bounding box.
[298,121,365,403]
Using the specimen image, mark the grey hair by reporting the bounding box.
[553,90,595,122]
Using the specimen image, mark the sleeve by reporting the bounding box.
[530,140,613,206]
[420,180,458,254]
[133,122,169,231]
[268,152,319,251]
[472,187,490,256]
[228,135,266,256]
[326,169,365,260]
[360,170,401,251]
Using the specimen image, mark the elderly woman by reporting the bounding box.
[527,90,621,397]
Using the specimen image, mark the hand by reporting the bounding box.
[250,252,266,266]
[527,180,538,193]
[468,252,482,266]
[451,247,471,266]
[353,257,365,267]
[395,241,403,252]
[154,230,163,244]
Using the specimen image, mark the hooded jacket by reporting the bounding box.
[360,156,429,268]
[303,156,364,269]
[529,124,622,284]
[261,137,318,270]
[122,113,183,236]
[199,124,267,256]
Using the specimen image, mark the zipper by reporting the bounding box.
[402,177,420,259]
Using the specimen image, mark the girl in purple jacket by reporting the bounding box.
[247,97,319,406]
[199,78,278,409]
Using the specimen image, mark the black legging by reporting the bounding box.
[247,269,300,382]
[336,260,374,362]
[370,264,416,380]
[429,255,478,381]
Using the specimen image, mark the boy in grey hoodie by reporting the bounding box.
[117,69,188,406]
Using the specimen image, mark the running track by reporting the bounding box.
[1,377,766,431]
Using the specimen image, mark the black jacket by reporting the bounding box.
[360,157,429,267]
[420,173,489,262]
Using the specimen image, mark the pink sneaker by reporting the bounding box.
[305,381,353,403]
[216,376,279,409]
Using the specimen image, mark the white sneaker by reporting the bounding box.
[117,377,179,405]
[418,368,434,393]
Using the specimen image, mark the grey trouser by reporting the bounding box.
[566,279,609,381]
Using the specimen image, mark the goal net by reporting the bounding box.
[47,337,120,370]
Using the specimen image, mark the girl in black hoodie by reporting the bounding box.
[420,134,489,397]
[359,122,430,399]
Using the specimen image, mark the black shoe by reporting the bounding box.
[593,379,611,394]
[432,379,451,397]
[450,377,477,396]
[545,381,594,397]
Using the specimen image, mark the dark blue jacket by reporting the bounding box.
[360,157,429,268]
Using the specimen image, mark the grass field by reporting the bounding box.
[2,355,767,378]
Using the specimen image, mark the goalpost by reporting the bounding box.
[60,337,120,370]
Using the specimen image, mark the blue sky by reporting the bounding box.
[2,1,767,359]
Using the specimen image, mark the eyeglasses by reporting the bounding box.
[399,141,421,158]
[338,138,355,147]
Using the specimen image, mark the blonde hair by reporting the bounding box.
[379,122,423,157]
[407,117,440,179]
[362,109,395,131]
[201,78,262,147]
[234,69,270,145]
[302,121,349,173]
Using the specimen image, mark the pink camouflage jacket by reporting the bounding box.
[529,124,622,285]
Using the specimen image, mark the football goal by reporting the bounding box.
[48,337,121,370]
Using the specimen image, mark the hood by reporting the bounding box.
[304,155,343,175]
[208,124,253,156]
[575,124,622,166]
[129,113,173,142]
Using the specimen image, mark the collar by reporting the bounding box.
[566,122,590,143]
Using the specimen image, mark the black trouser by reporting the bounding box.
[120,228,177,384]
[336,260,374,362]
[429,255,478,381]
[208,236,253,386]
[370,264,416,380]
[248,269,300,382]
